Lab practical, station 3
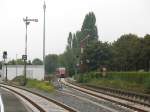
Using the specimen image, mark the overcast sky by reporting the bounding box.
[0,0,150,61]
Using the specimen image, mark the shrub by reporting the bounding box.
[75,72,150,93]
[26,79,54,92]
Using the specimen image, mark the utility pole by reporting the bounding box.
[3,51,7,82]
[23,17,38,85]
[43,1,46,79]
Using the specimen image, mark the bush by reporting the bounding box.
[144,77,150,93]
[107,72,150,84]
[12,75,26,85]
[75,72,101,83]
[75,72,150,94]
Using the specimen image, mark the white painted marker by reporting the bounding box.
[0,94,4,112]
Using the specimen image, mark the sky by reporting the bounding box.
[0,0,150,61]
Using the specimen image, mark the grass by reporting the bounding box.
[12,76,54,92]
[74,72,150,94]
[26,79,54,92]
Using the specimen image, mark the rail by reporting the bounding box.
[0,83,77,112]
[64,79,150,112]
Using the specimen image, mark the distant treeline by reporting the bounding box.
[1,58,43,66]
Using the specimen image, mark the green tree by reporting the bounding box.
[58,12,99,74]
[81,12,98,42]
[67,32,73,49]
[0,61,2,69]
[15,59,24,65]
[45,54,58,74]
[8,59,15,65]
[83,41,112,71]
[112,34,141,71]
[142,34,150,71]
[32,58,43,65]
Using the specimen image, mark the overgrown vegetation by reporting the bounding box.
[74,72,150,94]
[26,79,54,92]
[12,76,54,92]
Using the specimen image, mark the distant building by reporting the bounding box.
[0,65,44,80]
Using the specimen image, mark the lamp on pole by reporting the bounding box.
[43,1,46,79]
[23,17,38,85]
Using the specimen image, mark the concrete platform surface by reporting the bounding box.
[0,88,30,112]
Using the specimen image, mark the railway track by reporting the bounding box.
[63,78,150,112]
[83,84,150,106]
[0,83,77,112]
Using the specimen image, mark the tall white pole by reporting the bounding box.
[43,1,46,78]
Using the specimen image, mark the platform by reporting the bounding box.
[0,88,31,112]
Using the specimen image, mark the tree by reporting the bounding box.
[0,61,2,69]
[67,32,73,49]
[112,34,141,71]
[8,59,33,65]
[7,59,24,65]
[16,59,24,65]
[81,12,98,42]
[83,41,112,71]
[8,59,15,65]
[141,34,150,71]
[58,12,99,74]
[45,54,58,74]
[32,58,43,65]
